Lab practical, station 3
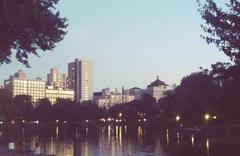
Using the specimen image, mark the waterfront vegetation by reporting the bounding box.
[0,0,239,133]
[0,70,239,131]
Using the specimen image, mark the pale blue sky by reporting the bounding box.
[0,0,228,91]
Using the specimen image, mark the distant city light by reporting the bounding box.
[204,114,210,121]
[143,118,147,122]
[118,113,122,118]
[100,118,106,122]
[176,115,180,122]
[213,116,217,119]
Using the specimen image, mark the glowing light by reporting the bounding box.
[86,120,89,123]
[176,115,180,122]
[118,113,122,118]
[56,126,59,138]
[108,125,111,140]
[22,120,25,123]
[206,139,209,149]
[138,119,141,122]
[191,135,195,146]
[137,126,143,145]
[56,120,59,123]
[119,126,122,146]
[177,132,180,146]
[166,129,169,146]
[11,120,15,124]
[213,116,217,119]
[206,139,210,156]
[204,114,210,121]
[0,121,3,124]
[143,118,147,122]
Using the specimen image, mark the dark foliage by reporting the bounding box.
[198,0,240,124]
[0,0,68,67]
[0,89,14,121]
[13,95,34,121]
[159,72,220,127]
[35,98,53,122]
[198,0,240,64]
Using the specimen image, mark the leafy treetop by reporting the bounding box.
[0,0,67,67]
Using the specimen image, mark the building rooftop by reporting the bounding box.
[147,76,167,88]
[130,87,142,90]
[94,92,102,96]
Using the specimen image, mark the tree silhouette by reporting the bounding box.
[35,98,53,122]
[198,0,240,64]
[0,0,67,67]
[198,0,240,124]
[13,95,34,121]
[160,72,219,127]
[0,89,15,121]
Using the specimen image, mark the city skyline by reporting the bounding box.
[0,1,229,91]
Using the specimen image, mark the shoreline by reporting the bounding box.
[0,145,47,156]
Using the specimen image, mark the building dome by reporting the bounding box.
[147,76,167,88]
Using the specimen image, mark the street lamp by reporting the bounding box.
[118,113,122,118]
[204,114,210,121]
[176,115,180,122]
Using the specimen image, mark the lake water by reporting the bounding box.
[0,124,239,156]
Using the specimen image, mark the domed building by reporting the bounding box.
[146,76,168,101]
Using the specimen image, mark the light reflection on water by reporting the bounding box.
[191,134,195,146]
[206,139,210,156]
[0,125,236,156]
[176,131,180,146]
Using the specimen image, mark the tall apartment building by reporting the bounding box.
[47,68,67,89]
[68,59,93,102]
[14,69,26,79]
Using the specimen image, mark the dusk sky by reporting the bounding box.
[0,0,228,91]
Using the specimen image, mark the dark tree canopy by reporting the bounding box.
[0,0,67,67]
[198,0,240,64]
[159,72,220,126]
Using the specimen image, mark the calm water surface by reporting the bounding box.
[0,125,239,156]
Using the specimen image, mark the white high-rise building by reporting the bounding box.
[47,68,67,89]
[68,59,93,102]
